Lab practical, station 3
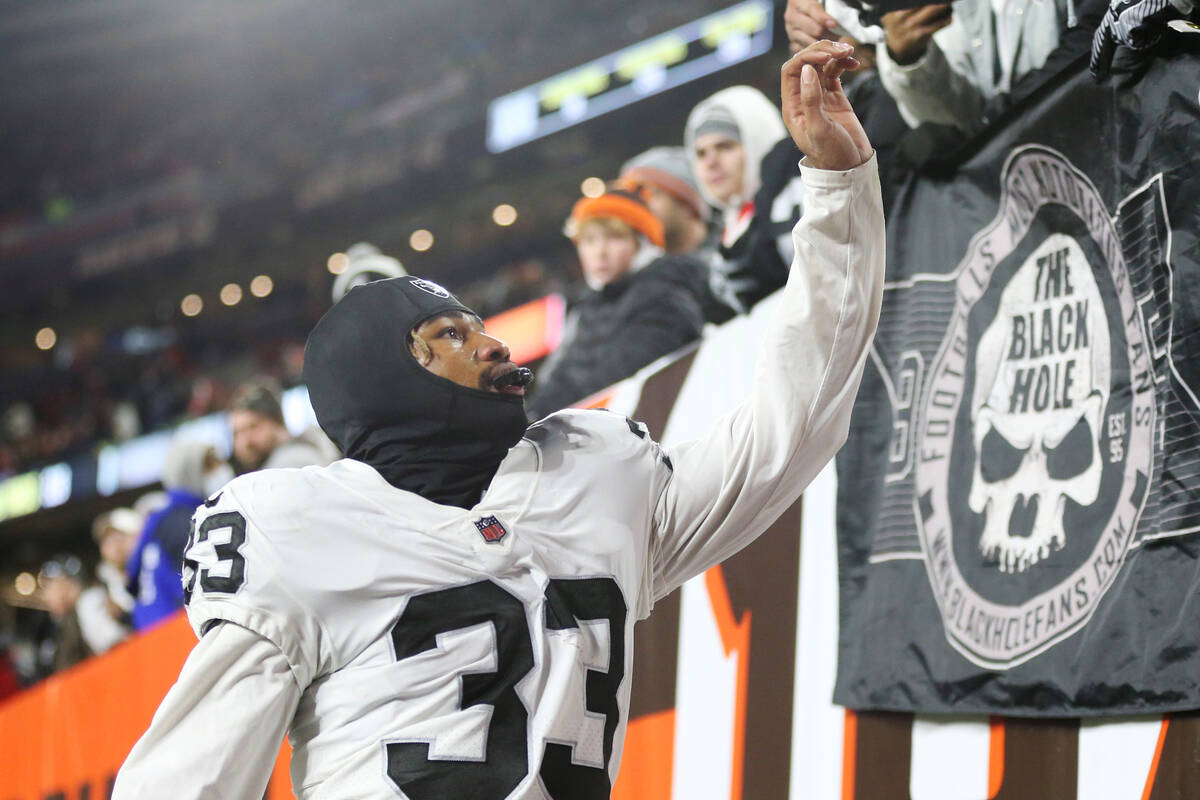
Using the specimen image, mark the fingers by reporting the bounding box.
[823,53,860,83]
[817,57,857,102]
[785,10,828,46]
[801,0,839,32]
[784,0,840,47]
[783,41,857,109]
[781,40,873,170]
[782,40,855,125]
[783,38,855,74]
[799,63,828,128]
[881,3,952,64]
[796,61,871,171]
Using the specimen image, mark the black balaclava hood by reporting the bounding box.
[303,276,529,508]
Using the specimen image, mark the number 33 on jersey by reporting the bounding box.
[181,411,671,799]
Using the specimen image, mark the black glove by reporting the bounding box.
[1091,0,1194,79]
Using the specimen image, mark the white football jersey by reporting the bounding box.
[115,155,885,800]
[189,410,673,798]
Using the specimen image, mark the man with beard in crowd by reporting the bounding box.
[229,378,334,473]
[617,146,712,257]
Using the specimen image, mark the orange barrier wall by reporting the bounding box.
[0,612,291,800]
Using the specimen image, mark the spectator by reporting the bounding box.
[229,379,334,473]
[685,86,788,248]
[128,440,232,631]
[785,0,1092,135]
[75,508,139,655]
[38,555,90,673]
[617,147,712,256]
[685,86,802,316]
[871,0,1074,134]
[526,188,704,419]
[617,146,747,324]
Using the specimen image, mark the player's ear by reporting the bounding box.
[408,331,433,366]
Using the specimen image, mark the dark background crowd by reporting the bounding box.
[0,0,1188,700]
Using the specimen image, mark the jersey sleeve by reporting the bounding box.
[649,155,885,599]
[182,479,325,688]
[113,622,300,799]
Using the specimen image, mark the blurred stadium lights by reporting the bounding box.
[486,0,772,153]
[249,275,274,298]
[34,327,56,351]
[327,252,349,275]
[219,283,243,306]
[581,177,606,198]
[95,445,119,498]
[39,462,72,509]
[120,327,176,355]
[180,294,203,317]
[0,472,40,520]
[493,204,518,226]
[14,573,35,596]
[409,229,434,252]
[0,291,565,525]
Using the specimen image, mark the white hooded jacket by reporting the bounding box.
[684,85,788,247]
[685,85,807,316]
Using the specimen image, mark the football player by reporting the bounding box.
[114,40,881,799]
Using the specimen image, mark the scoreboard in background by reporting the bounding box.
[486,0,773,153]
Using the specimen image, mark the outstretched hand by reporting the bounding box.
[781,41,874,171]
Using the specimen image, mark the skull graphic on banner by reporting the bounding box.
[967,234,1111,573]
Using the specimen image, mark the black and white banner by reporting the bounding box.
[834,54,1200,716]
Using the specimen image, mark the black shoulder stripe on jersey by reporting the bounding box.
[203,491,223,507]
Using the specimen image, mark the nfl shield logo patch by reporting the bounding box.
[473,515,507,544]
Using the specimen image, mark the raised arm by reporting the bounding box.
[113,622,300,799]
[650,41,885,596]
